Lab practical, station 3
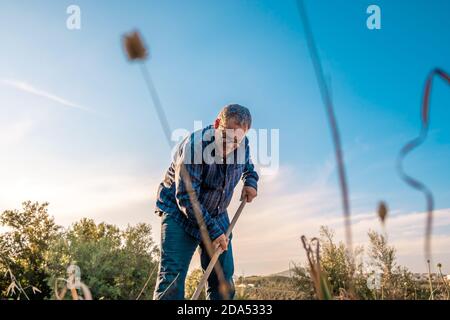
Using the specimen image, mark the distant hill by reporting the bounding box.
[270,269,295,278]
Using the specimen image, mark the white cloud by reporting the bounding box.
[0,78,95,114]
[228,166,450,275]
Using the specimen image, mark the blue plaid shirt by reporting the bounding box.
[155,125,259,241]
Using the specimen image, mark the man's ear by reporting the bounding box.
[214,118,220,129]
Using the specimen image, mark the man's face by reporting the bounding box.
[214,118,248,157]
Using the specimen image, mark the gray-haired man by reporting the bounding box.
[153,104,259,300]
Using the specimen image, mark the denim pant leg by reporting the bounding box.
[199,239,235,300]
[153,213,199,300]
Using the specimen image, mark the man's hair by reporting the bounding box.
[217,104,252,129]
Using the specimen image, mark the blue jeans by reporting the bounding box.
[153,212,235,300]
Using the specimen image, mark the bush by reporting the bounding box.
[1,202,159,300]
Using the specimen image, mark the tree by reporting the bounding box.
[0,201,60,299]
[317,226,368,298]
[1,201,160,300]
[367,231,395,275]
[47,219,159,300]
[367,230,420,299]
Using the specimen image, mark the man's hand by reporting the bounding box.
[241,186,257,203]
[212,234,229,251]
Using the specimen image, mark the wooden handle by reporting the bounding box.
[191,200,247,300]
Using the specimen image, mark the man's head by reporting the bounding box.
[214,104,252,157]
[214,104,252,131]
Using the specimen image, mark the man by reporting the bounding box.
[153,104,259,300]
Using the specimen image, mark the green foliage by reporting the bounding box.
[46,218,159,300]
[294,226,366,299]
[185,269,205,300]
[317,226,358,297]
[367,230,395,274]
[0,201,60,299]
[293,226,446,300]
[366,230,427,300]
[2,201,448,301]
[1,202,159,300]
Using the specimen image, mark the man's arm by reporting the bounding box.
[241,141,259,202]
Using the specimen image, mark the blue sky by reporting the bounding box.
[0,0,449,274]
